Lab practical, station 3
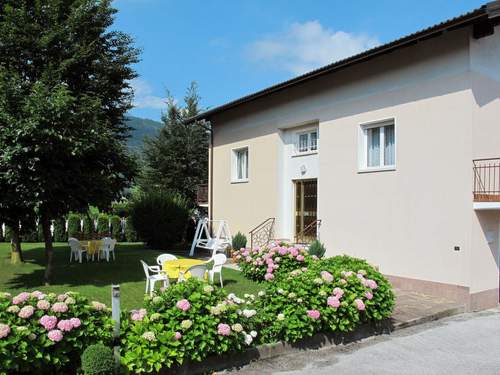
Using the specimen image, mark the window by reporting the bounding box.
[296,130,318,154]
[360,120,395,170]
[232,147,248,182]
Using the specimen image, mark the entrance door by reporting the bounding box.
[295,179,317,243]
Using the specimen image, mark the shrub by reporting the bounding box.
[253,255,395,344]
[81,343,115,375]
[0,291,113,374]
[37,222,45,242]
[232,232,247,251]
[124,219,138,242]
[129,191,191,249]
[109,215,122,241]
[82,216,94,239]
[54,218,67,242]
[67,214,81,239]
[97,214,109,236]
[308,240,326,258]
[111,200,131,218]
[233,242,314,282]
[0,224,4,242]
[120,279,254,373]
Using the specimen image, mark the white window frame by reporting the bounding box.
[231,146,249,183]
[294,128,319,155]
[358,118,396,172]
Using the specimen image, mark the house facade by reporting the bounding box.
[191,2,500,310]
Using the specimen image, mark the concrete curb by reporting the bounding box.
[160,306,466,375]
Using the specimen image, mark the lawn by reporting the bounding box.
[0,242,262,310]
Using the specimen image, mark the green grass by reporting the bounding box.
[0,242,262,310]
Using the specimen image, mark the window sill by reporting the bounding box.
[292,151,318,158]
[231,179,249,184]
[358,166,396,174]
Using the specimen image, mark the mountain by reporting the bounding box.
[125,116,163,151]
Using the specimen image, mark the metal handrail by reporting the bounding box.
[295,219,322,244]
[249,218,275,249]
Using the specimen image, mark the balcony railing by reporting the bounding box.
[196,184,209,206]
[473,158,500,202]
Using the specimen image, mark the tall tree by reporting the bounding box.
[0,0,139,284]
[141,83,209,205]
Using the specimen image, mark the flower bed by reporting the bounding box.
[233,242,315,282]
[253,255,395,343]
[0,291,112,374]
[120,279,258,373]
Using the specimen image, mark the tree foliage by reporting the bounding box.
[0,0,139,282]
[140,83,209,205]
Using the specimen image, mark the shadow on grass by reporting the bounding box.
[5,243,172,289]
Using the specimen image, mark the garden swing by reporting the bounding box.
[189,218,231,258]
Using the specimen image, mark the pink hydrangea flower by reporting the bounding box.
[18,305,35,319]
[278,247,288,256]
[289,248,299,257]
[365,292,373,300]
[356,273,365,279]
[131,308,147,321]
[339,278,347,285]
[70,318,81,328]
[31,291,46,300]
[37,299,50,310]
[51,302,68,313]
[343,271,353,277]
[217,323,231,336]
[57,319,74,332]
[40,315,58,330]
[307,310,321,320]
[47,329,63,342]
[327,296,340,308]
[174,331,182,340]
[176,299,190,312]
[242,250,249,257]
[12,292,30,305]
[296,255,305,262]
[266,267,274,273]
[333,287,344,298]
[354,299,366,311]
[366,280,378,289]
[57,294,68,302]
[320,271,333,282]
[264,273,274,281]
[245,256,252,262]
[0,324,10,339]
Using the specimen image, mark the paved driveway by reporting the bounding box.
[228,309,500,375]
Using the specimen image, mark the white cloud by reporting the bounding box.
[130,78,166,110]
[248,21,380,75]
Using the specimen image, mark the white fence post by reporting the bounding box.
[111,284,121,373]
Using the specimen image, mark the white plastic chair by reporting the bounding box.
[69,238,87,263]
[179,264,207,282]
[140,260,169,296]
[101,237,117,262]
[156,253,177,267]
[209,253,227,287]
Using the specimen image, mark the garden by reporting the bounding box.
[0,240,395,374]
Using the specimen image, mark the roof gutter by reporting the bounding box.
[185,2,499,124]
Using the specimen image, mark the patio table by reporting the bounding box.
[162,259,206,279]
[80,240,103,257]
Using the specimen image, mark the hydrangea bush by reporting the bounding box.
[233,242,315,282]
[253,255,395,344]
[120,279,258,373]
[0,291,113,374]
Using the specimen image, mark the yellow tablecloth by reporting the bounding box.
[162,259,206,279]
[80,240,103,256]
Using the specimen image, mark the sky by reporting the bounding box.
[113,0,486,121]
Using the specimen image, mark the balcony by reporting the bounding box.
[196,183,209,207]
[473,158,500,210]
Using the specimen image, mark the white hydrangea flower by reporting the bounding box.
[250,330,257,338]
[277,313,285,321]
[242,309,257,318]
[258,290,266,297]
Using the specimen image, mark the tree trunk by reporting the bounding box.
[10,226,24,264]
[41,212,54,285]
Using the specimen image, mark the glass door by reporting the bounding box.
[295,179,318,243]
